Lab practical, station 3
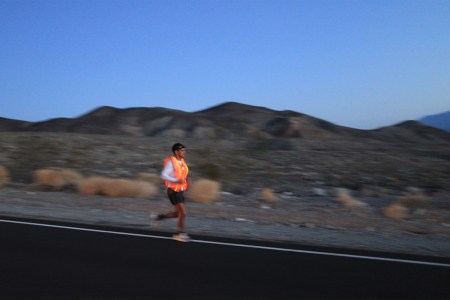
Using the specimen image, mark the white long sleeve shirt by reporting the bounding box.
[161,159,180,183]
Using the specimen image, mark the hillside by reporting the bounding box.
[0,117,31,131]
[1,102,450,142]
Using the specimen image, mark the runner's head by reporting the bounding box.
[172,143,186,154]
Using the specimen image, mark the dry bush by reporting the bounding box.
[33,168,84,190]
[101,179,157,198]
[78,177,157,199]
[133,181,158,198]
[259,188,278,203]
[101,179,134,197]
[396,194,427,207]
[383,204,409,219]
[136,172,162,184]
[382,194,425,220]
[186,179,221,203]
[335,188,367,208]
[0,165,10,189]
[78,177,108,195]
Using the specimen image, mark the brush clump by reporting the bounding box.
[186,179,221,203]
[259,188,278,204]
[335,188,366,208]
[32,168,84,190]
[0,165,10,189]
[78,176,157,199]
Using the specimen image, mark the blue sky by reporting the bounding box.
[1,0,449,129]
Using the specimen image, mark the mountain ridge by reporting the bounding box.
[1,102,449,143]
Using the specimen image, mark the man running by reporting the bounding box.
[156,143,190,242]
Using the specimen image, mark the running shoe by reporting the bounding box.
[150,213,164,227]
[173,232,191,242]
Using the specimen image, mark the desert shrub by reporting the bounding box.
[383,204,409,219]
[33,168,84,190]
[78,177,157,199]
[100,179,134,197]
[0,165,10,189]
[136,172,162,184]
[78,177,108,195]
[396,194,427,207]
[186,179,221,203]
[335,188,366,208]
[259,188,278,203]
[382,194,426,219]
[133,181,158,198]
[101,179,157,198]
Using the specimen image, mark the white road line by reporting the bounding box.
[192,238,450,268]
[0,218,173,240]
[1,218,449,268]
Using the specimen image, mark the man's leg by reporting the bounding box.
[159,211,178,219]
[175,202,186,233]
[158,189,180,219]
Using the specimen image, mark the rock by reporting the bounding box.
[312,187,328,197]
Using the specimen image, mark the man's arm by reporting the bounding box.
[161,160,179,182]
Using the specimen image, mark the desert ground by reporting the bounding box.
[0,132,449,257]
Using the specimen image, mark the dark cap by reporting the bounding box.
[172,143,186,152]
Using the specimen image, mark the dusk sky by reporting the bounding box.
[1,0,449,129]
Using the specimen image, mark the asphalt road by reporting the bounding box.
[1,217,449,299]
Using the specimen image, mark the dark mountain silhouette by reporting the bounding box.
[194,102,375,139]
[0,117,31,131]
[375,120,450,142]
[1,102,450,142]
[419,111,450,133]
[21,106,207,136]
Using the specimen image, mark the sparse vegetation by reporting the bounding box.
[32,168,84,190]
[259,188,278,203]
[0,132,450,200]
[7,135,62,182]
[77,176,109,196]
[382,193,427,220]
[396,193,427,206]
[78,177,157,199]
[335,188,366,208]
[0,165,10,189]
[186,178,221,203]
[383,204,409,219]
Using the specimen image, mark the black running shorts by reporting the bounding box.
[167,188,185,205]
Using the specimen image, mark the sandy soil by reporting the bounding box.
[1,186,449,258]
